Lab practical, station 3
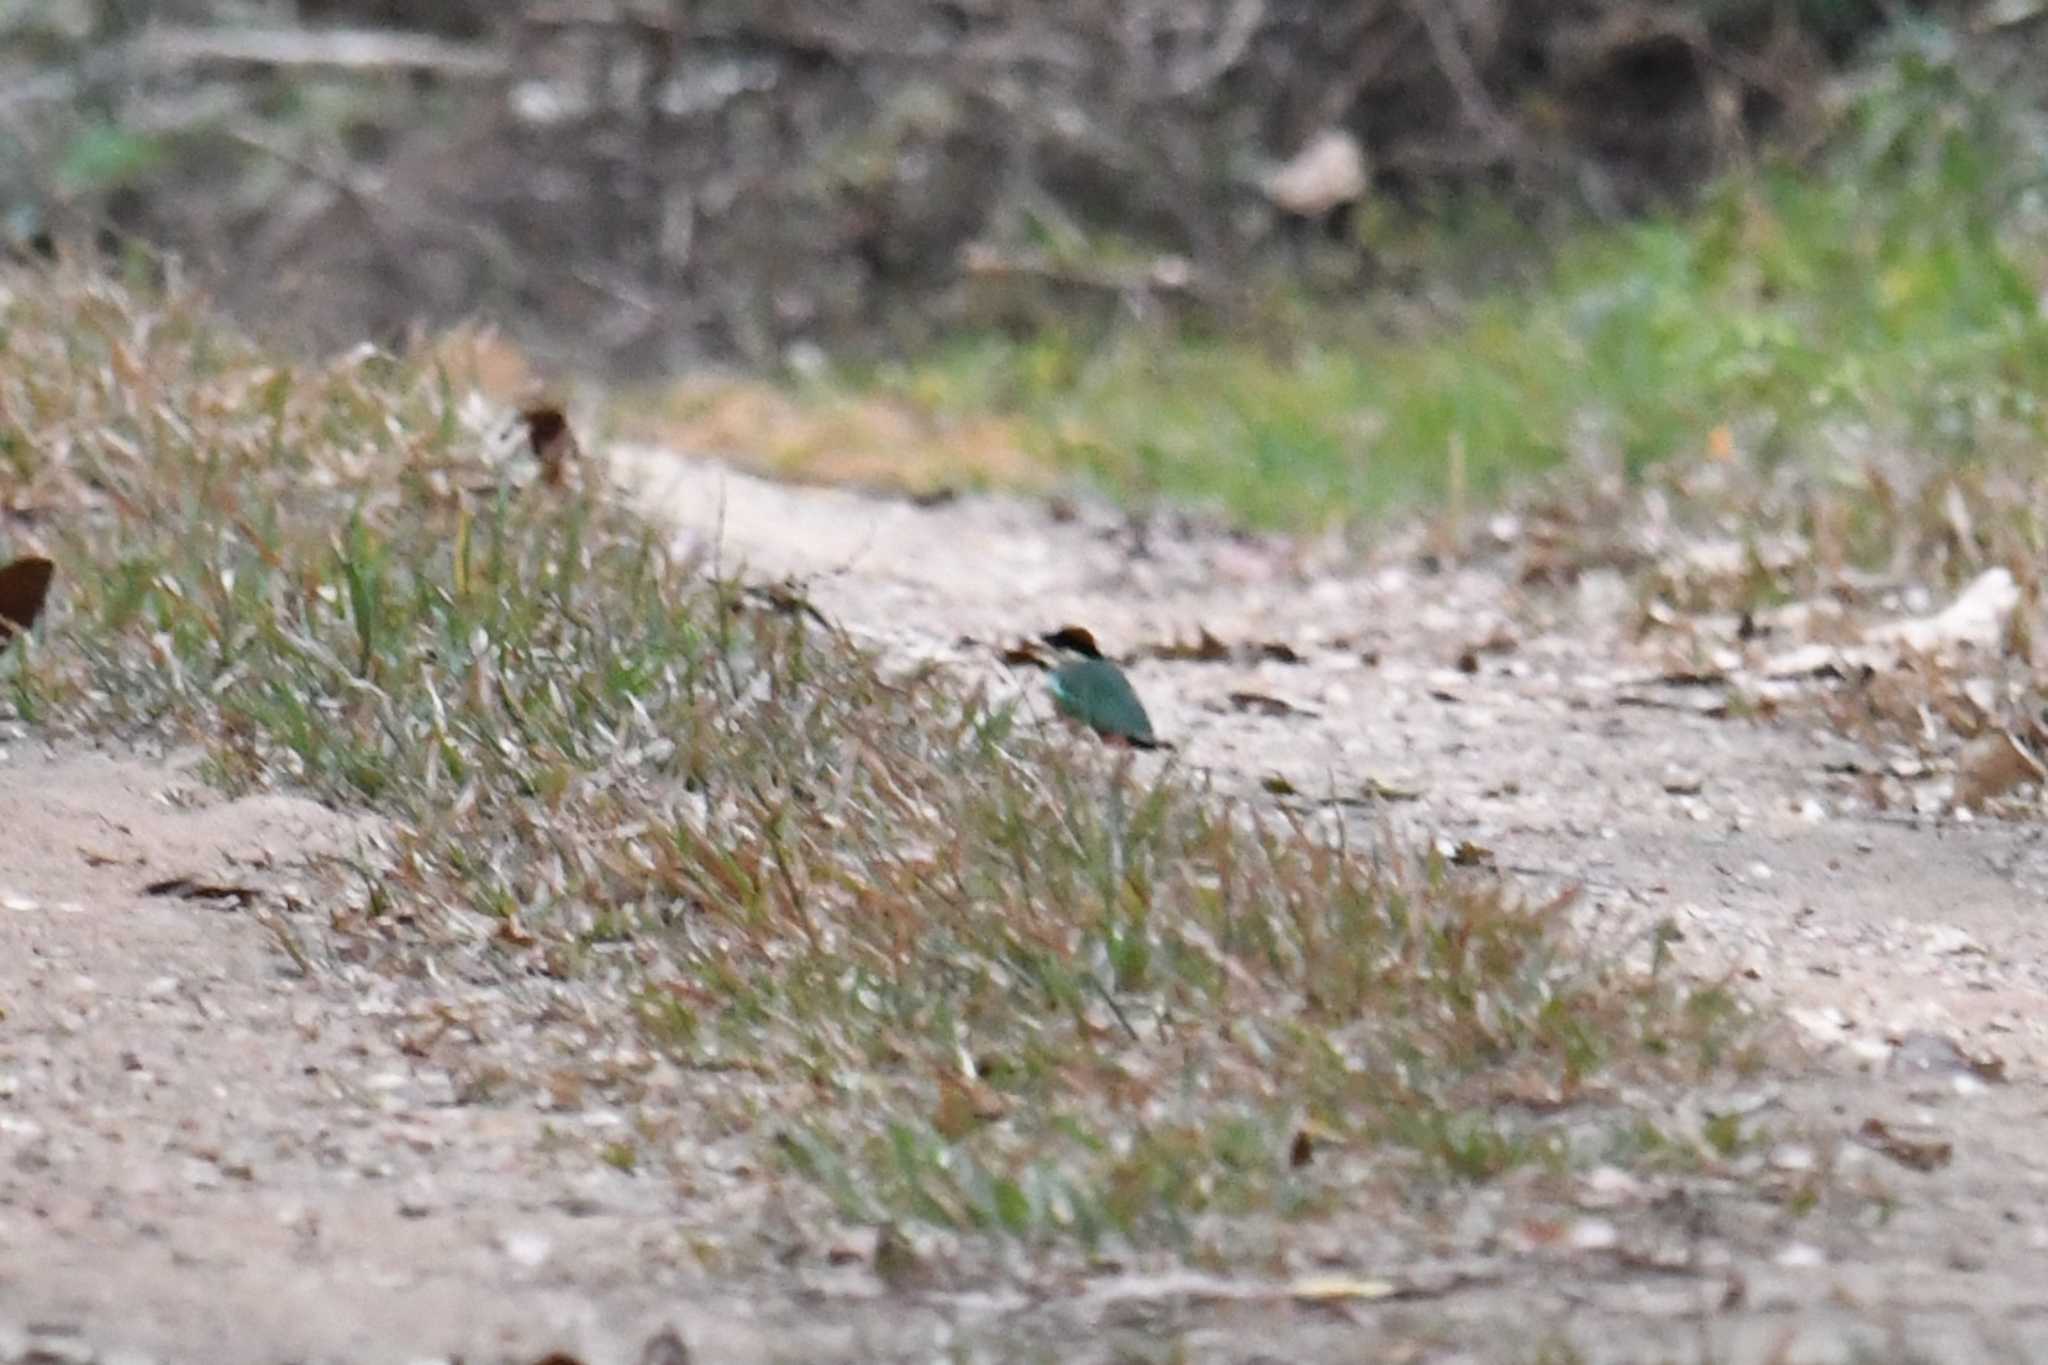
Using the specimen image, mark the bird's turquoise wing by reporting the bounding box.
[1049,659,1156,743]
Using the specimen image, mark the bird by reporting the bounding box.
[1039,625,1165,749]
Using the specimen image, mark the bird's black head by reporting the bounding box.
[1041,625,1104,659]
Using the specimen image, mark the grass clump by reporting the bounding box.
[0,262,1746,1254]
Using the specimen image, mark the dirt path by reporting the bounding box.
[611,445,2048,1070]
[4,444,2048,1364]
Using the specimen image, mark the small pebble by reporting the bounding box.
[1775,1242,1826,1269]
[1769,1144,1816,1173]
[1568,1218,1619,1251]
[501,1229,553,1269]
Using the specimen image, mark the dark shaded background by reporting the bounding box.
[0,1,1965,375]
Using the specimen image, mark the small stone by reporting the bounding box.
[1888,1030,1993,1081]
[1577,1166,1649,1208]
[1923,926,1981,957]
[1774,1242,1826,1269]
[1789,1007,1852,1045]
[501,1229,552,1269]
[1660,766,1704,796]
[1769,1144,1817,1173]
[1568,1218,1619,1251]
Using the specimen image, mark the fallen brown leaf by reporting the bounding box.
[1149,627,1232,663]
[999,642,1050,668]
[142,876,260,907]
[1289,1119,1339,1169]
[78,846,137,868]
[1449,840,1494,868]
[0,556,54,651]
[933,1073,1009,1139]
[1854,1117,1953,1172]
[1145,629,1306,665]
[1228,690,1314,718]
[1953,730,2045,810]
[1362,776,1425,801]
[519,405,581,487]
[1455,628,1518,674]
[873,1222,932,1291]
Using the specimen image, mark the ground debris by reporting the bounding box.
[141,876,262,907]
[1855,1117,1954,1173]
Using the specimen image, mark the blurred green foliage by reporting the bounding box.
[825,32,2048,529]
[55,123,169,194]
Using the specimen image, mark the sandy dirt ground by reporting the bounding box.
[4,442,2048,1364]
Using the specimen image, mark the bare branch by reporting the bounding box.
[959,242,1225,305]
[1164,0,1267,98]
[1402,0,1521,159]
[140,26,509,79]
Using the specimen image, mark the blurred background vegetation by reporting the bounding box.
[10,0,2048,1257]
[5,0,2048,522]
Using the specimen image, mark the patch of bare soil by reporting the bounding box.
[8,444,2048,1363]
[0,750,850,1365]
